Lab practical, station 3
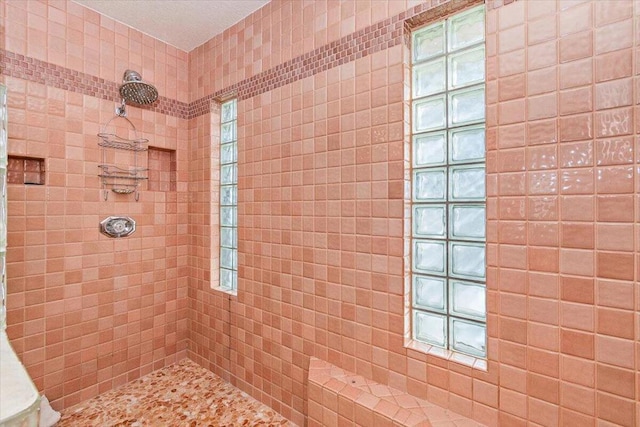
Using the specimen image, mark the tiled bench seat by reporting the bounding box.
[307,357,484,427]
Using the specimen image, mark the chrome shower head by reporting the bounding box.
[119,70,158,105]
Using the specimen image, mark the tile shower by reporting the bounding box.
[1,0,640,426]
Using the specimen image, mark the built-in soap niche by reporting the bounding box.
[7,156,45,185]
[147,147,176,192]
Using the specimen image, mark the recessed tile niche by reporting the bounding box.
[147,147,176,192]
[7,156,45,185]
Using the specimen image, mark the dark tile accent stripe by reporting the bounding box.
[0,49,189,118]
[188,19,405,117]
[1,0,492,120]
[190,0,482,118]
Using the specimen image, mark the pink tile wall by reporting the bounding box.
[1,0,190,411]
[5,0,640,425]
[187,0,423,103]
[3,0,188,102]
[486,1,639,425]
[187,0,493,425]
[188,0,640,426]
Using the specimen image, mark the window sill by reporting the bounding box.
[405,339,487,371]
[210,285,237,297]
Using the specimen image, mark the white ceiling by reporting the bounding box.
[72,0,270,52]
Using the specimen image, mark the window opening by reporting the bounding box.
[410,5,487,358]
[219,99,238,291]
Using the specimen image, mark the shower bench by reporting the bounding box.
[307,357,485,426]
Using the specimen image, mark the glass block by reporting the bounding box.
[414,95,446,133]
[414,168,446,201]
[450,318,486,357]
[0,85,4,331]
[449,125,485,163]
[413,58,446,98]
[220,185,237,206]
[0,86,5,168]
[413,22,445,62]
[449,241,486,280]
[447,5,485,52]
[0,171,5,250]
[449,86,485,127]
[220,227,236,248]
[221,100,236,123]
[220,267,236,290]
[221,142,237,164]
[448,46,485,89]
[221,122,236,143]
[0,256,4,330]
[413,275,446,311]
[413,131,446,167]
[221,164,237,185]
[413,240,446,275]
[414,310,446,347]
[413,204,446,238]
[220,247,234,269]
[450,165,485,200]
[0,170,5,199]
[220,206,237,227]
[450,204,485,240]
[450,280,486,320]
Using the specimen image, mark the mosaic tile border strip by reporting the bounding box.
[0,49,189,118]
[189,0,482,118]
[189,17,407,117]
[1,0,494,120]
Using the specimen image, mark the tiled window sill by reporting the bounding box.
[405,339,488,371]
[210,285,237,297]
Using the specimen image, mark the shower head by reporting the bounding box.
[119,70,158,105]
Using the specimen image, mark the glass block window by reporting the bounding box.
[411,5,486,358]
[0,84,7,330]
[220,99,238,291]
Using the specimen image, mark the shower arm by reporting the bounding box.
[116,99,128,117]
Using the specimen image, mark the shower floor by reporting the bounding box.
[58,359,292,426]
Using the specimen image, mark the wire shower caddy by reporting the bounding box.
[97,113,148,201]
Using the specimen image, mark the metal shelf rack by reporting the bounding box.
[97,114,148,201]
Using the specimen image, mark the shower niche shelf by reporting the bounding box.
[98,114,148,201]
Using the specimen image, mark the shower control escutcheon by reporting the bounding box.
[100,216,136,238]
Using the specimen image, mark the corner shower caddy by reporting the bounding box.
[97,112,148,201]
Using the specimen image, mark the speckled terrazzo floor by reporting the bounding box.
[58,359,293,426]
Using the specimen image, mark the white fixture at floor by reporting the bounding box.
[0,331,41,426]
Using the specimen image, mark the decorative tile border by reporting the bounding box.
[189,16,406,117]
[1,0,493,120]
[190,0,483,118]
[0,49,189,118]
